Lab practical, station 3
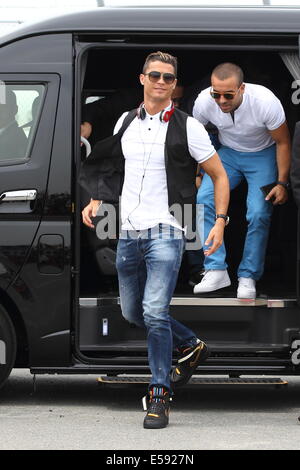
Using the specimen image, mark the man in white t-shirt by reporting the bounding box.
[193,62,291,298]
[81,51,229,429]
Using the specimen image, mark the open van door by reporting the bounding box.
[76,38,300,379]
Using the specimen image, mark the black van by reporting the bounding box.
[1,5,300,389]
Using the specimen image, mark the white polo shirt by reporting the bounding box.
[193,83,286,153]
[113,106,215,231]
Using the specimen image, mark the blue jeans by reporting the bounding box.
[197,145,277,280]
[116,225,198,390]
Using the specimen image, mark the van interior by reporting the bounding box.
[77,42,300,367]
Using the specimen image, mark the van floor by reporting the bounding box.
[177,282,296,299]
[80,279,296,300]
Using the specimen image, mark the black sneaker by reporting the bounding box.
[143,386,172,429]
[171,339,210,387]
[188,270,205,287]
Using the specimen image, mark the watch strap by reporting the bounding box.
[277,181,290,189]
[215,214,229,225]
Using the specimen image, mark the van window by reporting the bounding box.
[0,82,45,162]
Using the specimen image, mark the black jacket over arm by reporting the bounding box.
[79,110,136,202]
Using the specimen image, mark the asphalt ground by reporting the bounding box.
[0,369,300,450]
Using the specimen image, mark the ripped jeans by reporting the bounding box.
[116,224,198,391]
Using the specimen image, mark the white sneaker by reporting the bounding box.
[237,277,256,299]
[193,270,231,294]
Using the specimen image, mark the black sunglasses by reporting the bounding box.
[210,86,241,101]
[144,71,176,84]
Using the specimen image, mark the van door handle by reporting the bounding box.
[0,190,37,202]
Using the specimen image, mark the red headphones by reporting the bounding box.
[137,102,175,122]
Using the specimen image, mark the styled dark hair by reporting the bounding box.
[212,63,244,86]
[142,51,177,76]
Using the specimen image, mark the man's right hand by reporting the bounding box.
[81,122,92,139]
[82,199,102,229]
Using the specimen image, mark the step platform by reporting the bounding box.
[97,376,288,387]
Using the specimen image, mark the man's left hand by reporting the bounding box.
[265,184,288,205]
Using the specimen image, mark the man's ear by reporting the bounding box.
[139,74,145,86]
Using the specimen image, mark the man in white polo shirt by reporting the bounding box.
[81,51,229,429]
[193,62,291,298]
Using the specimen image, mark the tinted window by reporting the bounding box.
[0,82,44,162]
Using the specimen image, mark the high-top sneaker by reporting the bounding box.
[171,339,210,387]
[143,385,172,429]
[237,277,256,299]
[193,270,231,294]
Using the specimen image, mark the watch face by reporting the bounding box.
[215,214,229,225]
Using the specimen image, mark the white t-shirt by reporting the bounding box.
[113,106,215,231]
[193,83,286,152]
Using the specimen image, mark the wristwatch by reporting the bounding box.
[215,214,230,226]
[277,181,290,190]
